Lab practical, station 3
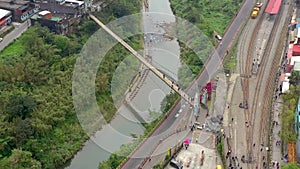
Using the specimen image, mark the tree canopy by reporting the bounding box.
[0,0,143,168]
[282,163,300,169]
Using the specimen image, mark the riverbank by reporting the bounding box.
[97,0,183,168]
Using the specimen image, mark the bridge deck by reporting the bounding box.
[89,14,193,105]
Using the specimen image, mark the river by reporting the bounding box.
[64,0,181,168]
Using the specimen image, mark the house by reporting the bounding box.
[30,0,84,34]
[35,0,84,16]
[0,8,12,29]
[0,0,39,22]
[31,10,80,34]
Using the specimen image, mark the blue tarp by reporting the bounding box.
[296,24,300,28]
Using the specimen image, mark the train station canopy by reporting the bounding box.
[265,0,282,14]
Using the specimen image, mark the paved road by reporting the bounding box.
[0,21,31,52]
[120,0,256,168]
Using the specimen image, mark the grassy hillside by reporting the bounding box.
[170,0,243,38]
[171,0,243,87]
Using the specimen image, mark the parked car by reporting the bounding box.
[169,160,183,169]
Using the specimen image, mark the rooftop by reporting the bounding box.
[294,61,300,71]
[50,16,62,22]
[0,8,11,19]
[265,0,282,14]
[32,13,63,22]
[293,44,300,55]
[0,0,29,5]
[64,0,84,6]
[286,64,294,73]
[282,81,290,93]
[0,1,23,10]
[39,10,51,16]
[291,56,300,65]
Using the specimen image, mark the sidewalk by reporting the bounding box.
[270,97,285,168]
[222,73,246,168]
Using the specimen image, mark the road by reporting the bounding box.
[120,0,257,168]
[0,21,31,52]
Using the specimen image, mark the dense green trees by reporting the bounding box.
[170,0,243,38]
[290,72,300,86]
[170,0,243,88]
[0,149,41,169]
[94,0,141,23]
[0,0,143,168]
[0,24,88,168]
[281,85,300,143]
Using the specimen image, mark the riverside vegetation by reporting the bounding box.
[99,0,244,168]
[171,0,243,88]
[0,0,142,168]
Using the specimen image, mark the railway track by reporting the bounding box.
[257,3,293,168]
[238,1,292,168]
[238,1,278,168]
[250,13,280,168]
[238,8,265,167]
[254,11,281,167]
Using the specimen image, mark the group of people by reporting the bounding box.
[271,161,280,169]
[275,140,281,146]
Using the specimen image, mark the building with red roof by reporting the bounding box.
[293,45,300,56]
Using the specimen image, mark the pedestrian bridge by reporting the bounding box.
[89,14,193,105]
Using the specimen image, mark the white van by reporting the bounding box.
[215,34,222,41]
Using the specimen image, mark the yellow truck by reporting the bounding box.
[251,7,260,18]
[251,2,263,19]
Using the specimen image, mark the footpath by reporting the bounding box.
[270,96,285,168]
